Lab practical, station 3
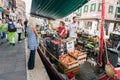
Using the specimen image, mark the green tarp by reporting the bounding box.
[31,0,89,20]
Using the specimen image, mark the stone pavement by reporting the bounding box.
[0,38,50,80]
[25,39,50,80]
[1,37,104,80]
[0,39,27,80]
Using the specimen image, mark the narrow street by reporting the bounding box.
[0,38,50,80]
[0,0,120,80]
[0,40,27,80]
[25,39,50,80]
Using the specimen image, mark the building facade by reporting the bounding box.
[16,0,26,20]
[0,0,16,20]
[76,0,120,38]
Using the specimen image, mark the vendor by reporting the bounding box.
[36,25,41,34]
[68,16,79,38]
[50,21,66,38]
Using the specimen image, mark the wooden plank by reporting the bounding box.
[58,63,79,75]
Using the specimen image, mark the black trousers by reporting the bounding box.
[28,50,36,70]
[18,33,21,41]
[25,28,27,37]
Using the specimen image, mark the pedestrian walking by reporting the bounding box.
[5,18,9,41]
[0,19,7,39]
[24,18,28,37]
[26,19,39,70]
[16,19,24,43]
[7,19,16,46]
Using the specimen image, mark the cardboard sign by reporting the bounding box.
[67,40,74,51]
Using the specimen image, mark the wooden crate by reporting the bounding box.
[40,45,47,54]
[58,63,80,75]
[78,58,86,65]
[68,50,87,60]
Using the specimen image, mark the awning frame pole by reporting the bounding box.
[98,0,105,66]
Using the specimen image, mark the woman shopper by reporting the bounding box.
[16,19,24,43]
[26,19,39,70]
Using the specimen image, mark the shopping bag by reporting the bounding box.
[21,32,25,40]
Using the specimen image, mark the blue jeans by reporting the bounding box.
[1,32,6,39]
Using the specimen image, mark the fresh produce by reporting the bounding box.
[52,40,62,44]
[69,50,86,58]
[59,55,76,66]
[85,43,94,49]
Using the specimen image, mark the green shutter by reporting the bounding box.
[84,5,88,12]
[117,7,120,13]
[109,5,113,13]
[90,3,96,12]
[115,7,120,18]
[98,3,102,11]
[79,8,82,16]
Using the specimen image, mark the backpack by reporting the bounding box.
[8,23,16,32]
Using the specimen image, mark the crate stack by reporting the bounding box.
[68,50,87,65]
[46,40,67,58]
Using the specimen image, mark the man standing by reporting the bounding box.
[7,19,16,46]
[68,16,79,38]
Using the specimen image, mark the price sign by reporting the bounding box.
[66,40,74,51]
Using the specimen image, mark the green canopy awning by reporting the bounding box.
[31,0,89,20]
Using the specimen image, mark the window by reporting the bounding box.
[90,3,96,12]
[98,3,102,11]
[109,5,113,13]
[115,7,120,18]
[117,7,120,13]
[74,8,82,16]
[79,8,82,16]
[84,5,88,12]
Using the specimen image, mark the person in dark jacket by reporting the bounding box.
[24,19,28,37]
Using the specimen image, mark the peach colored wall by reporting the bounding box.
[80,0,118,20]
